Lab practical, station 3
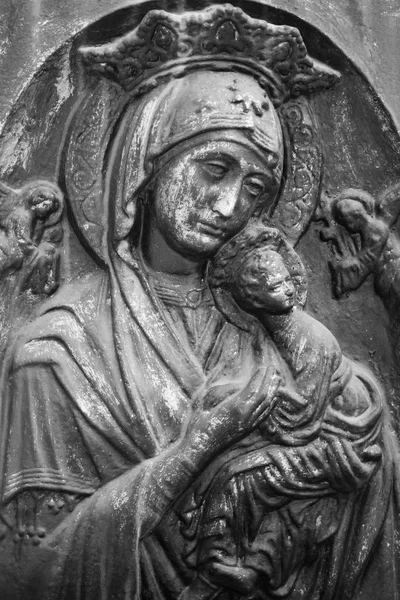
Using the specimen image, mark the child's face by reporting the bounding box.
[236,248,295,313]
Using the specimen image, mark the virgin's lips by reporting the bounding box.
[198,221,227,236]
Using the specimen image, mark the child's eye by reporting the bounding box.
[268,283,283,291]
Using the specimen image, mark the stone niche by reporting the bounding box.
[0,2,399,599]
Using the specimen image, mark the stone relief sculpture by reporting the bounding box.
[0,4,399,600]
[179,221,383,599]
[0,180,63,285]
[317,184,400,361]
[0,179,64,352]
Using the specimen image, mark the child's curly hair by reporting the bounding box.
[209,221,282,286]
[208,219,307,308]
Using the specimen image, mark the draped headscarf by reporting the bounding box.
[104,70,284,249]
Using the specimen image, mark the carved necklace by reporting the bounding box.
[137,248,213,309]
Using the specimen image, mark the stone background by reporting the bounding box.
[0,0,399,131]
[0,2,399,597]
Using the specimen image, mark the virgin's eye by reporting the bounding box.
[200,161,229,179]
[243,177,265,197]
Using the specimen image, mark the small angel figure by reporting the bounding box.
[317,183,400,359]
[0,179,64,294]
[178,221,382,599]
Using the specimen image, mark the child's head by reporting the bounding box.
[236,247,295,313]
[209,221,298,314]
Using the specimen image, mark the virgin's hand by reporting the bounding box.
[186,367,281,464]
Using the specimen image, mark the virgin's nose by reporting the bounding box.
[211,183,241,219]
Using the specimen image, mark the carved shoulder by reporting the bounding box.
[11,270,110,371]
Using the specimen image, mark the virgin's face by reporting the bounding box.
[150,140,279,259]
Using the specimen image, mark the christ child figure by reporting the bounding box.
[178,222,381,600]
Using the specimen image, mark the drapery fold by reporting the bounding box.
[0,65,398,600]
[1,255,398,599]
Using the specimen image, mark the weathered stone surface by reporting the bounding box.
[1,0,400,129]
[0,2,399,599]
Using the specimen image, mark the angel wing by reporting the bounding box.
[0,179,64,355]
[376,182,400,227]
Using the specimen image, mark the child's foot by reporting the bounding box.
[208,562,258,595]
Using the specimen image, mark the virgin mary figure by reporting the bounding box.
[0,5,399,600]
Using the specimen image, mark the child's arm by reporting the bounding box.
[259,309,345,443]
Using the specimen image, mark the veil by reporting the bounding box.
[62,77,326,266]
[61,4,340,267]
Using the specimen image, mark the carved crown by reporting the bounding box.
[80,4,340,106]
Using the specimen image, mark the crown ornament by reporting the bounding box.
[80,4,340,105]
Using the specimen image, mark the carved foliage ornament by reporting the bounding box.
[273,99,323,244]
[80,4,340,105]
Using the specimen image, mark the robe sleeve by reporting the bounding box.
[4,361,101,500]
[263,311,383,450]
[43,448,197,600]
[2,340,203,600]
[260,312,344,446]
